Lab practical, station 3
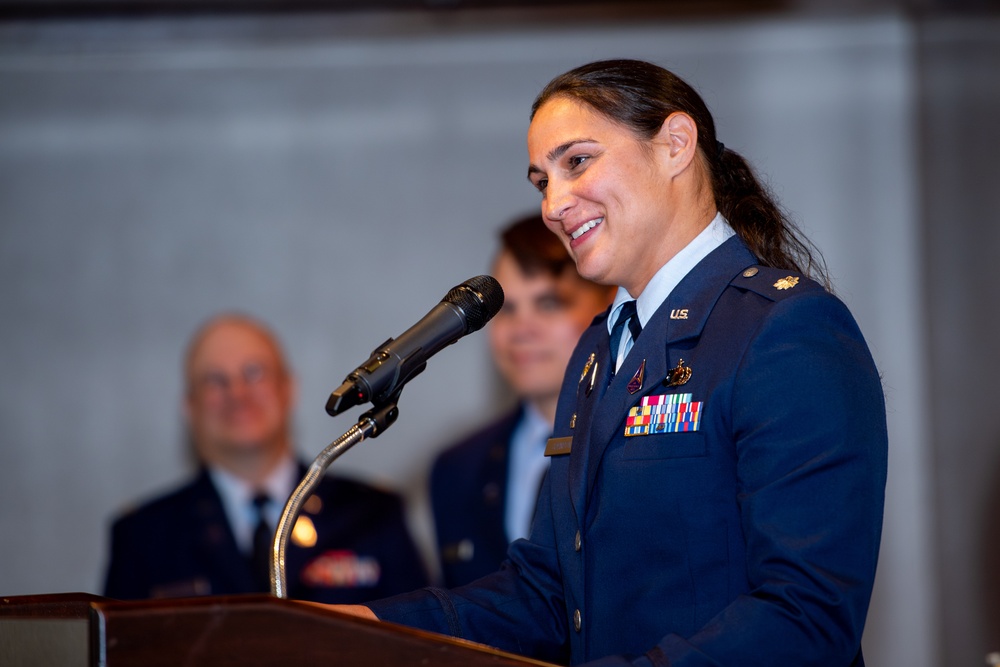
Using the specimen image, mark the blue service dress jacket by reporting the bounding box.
[431,407,524,587]
[104,465,429,604]
[367,235,888,667]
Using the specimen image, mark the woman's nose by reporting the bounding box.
[543,179,574,222]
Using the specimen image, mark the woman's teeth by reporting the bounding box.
[571,218,603,241]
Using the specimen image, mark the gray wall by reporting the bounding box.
[920,17,1000,667]
[0,8,993,665]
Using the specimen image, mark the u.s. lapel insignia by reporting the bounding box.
[627,359,645,394]
[773,276,800,290]
[579,352,595,384]
[665,359,692,387]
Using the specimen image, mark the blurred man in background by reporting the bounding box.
[431,215,614,587]
[104,313,428,602]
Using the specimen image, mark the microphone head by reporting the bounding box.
[445,275,504,333]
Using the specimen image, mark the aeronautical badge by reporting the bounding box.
[624,393,703,436]
[665,359,692,387]
[627,359,645,394]
[586,359,599,397]
[773,276,800,290]
[579,352,595,384]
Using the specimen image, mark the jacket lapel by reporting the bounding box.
[191,470,258,593]
[567,326,614,524]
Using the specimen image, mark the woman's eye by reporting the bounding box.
[568,155,589,169]
[535,178,548,193]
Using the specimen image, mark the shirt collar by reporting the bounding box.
[607,212,734,334]
[209,454,298,510]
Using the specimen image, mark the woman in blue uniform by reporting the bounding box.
[338,59,887,667]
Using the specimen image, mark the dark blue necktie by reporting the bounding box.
[250,492,273,591]
[609,300,642,372]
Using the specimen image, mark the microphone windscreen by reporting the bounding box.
[444,275,504,333]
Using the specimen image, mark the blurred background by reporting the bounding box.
[0,1,997,665]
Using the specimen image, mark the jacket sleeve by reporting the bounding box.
[367,469,570,664]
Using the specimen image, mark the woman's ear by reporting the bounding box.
[654,111,699,175]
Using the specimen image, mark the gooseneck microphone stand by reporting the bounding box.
[267,396,400,599]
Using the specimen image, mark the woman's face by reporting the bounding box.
[527,96,678,297]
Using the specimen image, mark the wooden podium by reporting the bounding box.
[0,593,557,667]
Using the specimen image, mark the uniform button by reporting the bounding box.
[574,530,581,552]
[482,482,501,506]
[573,609,582,632]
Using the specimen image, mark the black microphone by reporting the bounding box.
[325,275,504,416]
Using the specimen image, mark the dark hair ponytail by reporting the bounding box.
[532,59,828,287]
[713,148,826,283]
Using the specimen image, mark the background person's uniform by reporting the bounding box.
[105,464,429,603]
[367,230,888,666]
[431,404,550,588]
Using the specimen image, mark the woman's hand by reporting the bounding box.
[328,604,378,620]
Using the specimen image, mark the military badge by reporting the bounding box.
[291,515,318,548]
[773,276,800,290]
[579,352,595,384]
[627,359,645,394]
[301,550,381,588]
[665,359,692,387]
[625,393,703,436]
[586,359,599,396]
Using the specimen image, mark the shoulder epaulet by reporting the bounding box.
[731,265,824,301]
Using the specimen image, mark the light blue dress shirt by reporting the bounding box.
[504,403,552,542]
